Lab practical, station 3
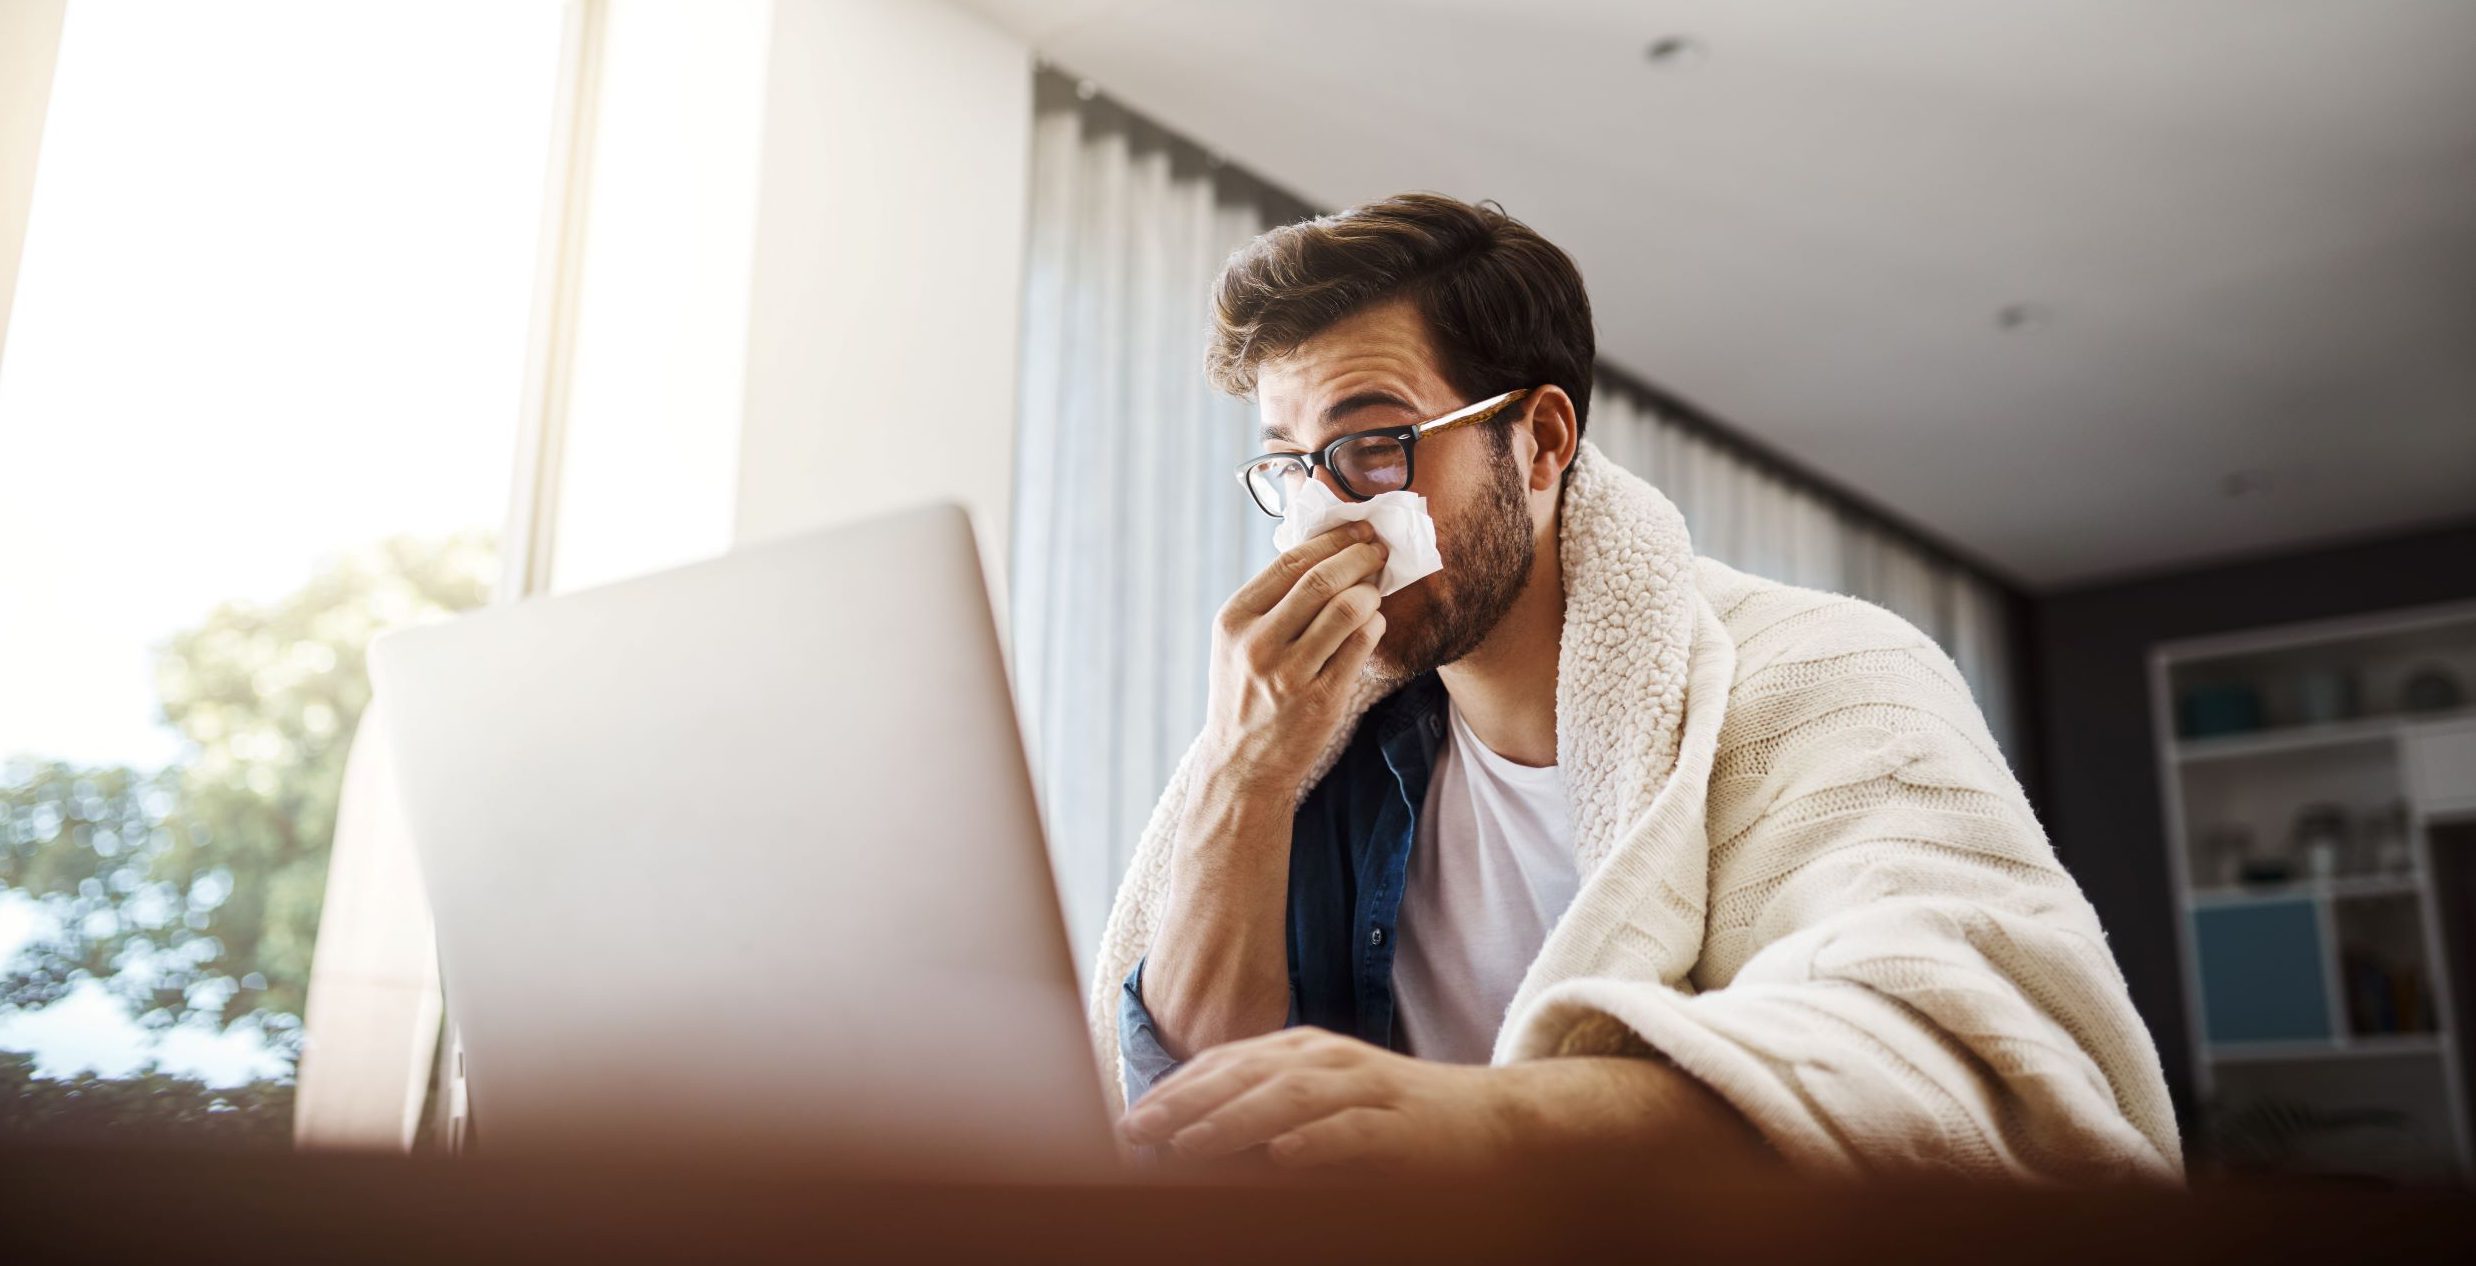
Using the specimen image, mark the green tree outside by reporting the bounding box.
[1,533,495,1147]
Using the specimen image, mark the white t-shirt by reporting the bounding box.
[1392,696,1580,1064]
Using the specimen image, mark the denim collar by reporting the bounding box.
[1365,669,1449,751]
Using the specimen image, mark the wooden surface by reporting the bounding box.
[4,1144,2473,1264]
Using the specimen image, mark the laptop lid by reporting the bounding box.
[369,503,1110,1176]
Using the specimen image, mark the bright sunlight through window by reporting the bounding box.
[0,0,565,1131]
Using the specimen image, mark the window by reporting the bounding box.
[0,0,567,1147]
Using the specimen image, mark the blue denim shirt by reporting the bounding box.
[1119,670,1449,1103]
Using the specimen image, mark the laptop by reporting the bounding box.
[369,502,1114,1177]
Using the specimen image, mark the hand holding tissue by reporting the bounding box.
[1270,477,1443,596]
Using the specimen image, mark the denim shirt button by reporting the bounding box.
[1369,927,1386,948]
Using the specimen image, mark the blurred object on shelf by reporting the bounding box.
[2400,663,2465,715]
[2180,683,2264,739]
[2340,948,2434,1036]
[2305,837,2340,879]
[2337,891,2436,1037]
[2204,823,2256,887]
[2292,668,2361,726]
[2290,804,2350,884]
[2359,800,2415,877]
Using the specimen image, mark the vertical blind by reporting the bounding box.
[1011,74,2022,967]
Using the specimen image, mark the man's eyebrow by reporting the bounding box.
[1322,390,1420,426]
[1258,391,1420,446]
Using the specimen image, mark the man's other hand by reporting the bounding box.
[1116,1026,1777,1176]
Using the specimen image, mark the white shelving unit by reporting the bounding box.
[2151,601,2476,1183]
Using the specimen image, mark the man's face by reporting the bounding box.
[1253,297,1543,686]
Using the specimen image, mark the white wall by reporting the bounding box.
[734,0,1033,619]
[550,0,773,595]
[0,0,68,366]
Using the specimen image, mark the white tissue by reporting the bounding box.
[1270,476,1443,596]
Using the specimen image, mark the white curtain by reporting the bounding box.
[1012,77,2022,965]
[1011,89,1292,962]
[1589,386,2021,755]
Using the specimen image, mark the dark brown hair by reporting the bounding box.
[1206,192,1595,451]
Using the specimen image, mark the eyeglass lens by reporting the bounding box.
[1243,437,1412,516]
[1332,435,1409,496]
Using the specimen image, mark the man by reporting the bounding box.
[1088,193,2179,1182]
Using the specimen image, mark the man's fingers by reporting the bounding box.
[1165,1069,1374,1159]
[1291,580,1381,669]
[1268,1106,1402,1170]
[1224,522,1371,617]
[1261,541,1387,644]
[1120,1057,1262,1145]
[1122,1029,1355,1145]
[1319,609,1385,680]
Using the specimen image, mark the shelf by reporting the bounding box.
[2206,1034,2447,1064]
[2173,709,2476,764]
[2187,875,2423,908]
[2156,602,2476,1184]
[2156,600,2476,664]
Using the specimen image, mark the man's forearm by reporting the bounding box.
[1139,764,1295,1057]
[1491,1054,1773,1168]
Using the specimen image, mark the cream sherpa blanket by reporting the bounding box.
[1086,439,2181,1182]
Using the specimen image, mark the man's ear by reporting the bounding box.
[1522,386,1580,493]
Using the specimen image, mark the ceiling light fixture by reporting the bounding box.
[1995,302,2054,332]
[1644,36,1707,68]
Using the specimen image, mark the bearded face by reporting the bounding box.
[1365,426,1537,688]
[1248,297,1567,693]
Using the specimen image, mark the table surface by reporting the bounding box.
[5,1143,2473,1265]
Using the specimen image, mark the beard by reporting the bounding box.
[1367,444,1536,687]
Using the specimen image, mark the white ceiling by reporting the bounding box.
[958,0,2476,589]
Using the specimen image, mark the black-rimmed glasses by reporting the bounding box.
[1234,387,1531,518]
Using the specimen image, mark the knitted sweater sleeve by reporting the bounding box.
[1505,585,2183,1183]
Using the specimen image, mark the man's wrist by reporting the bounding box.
[1192,735,1307,811]
[1177,760,1300,864]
